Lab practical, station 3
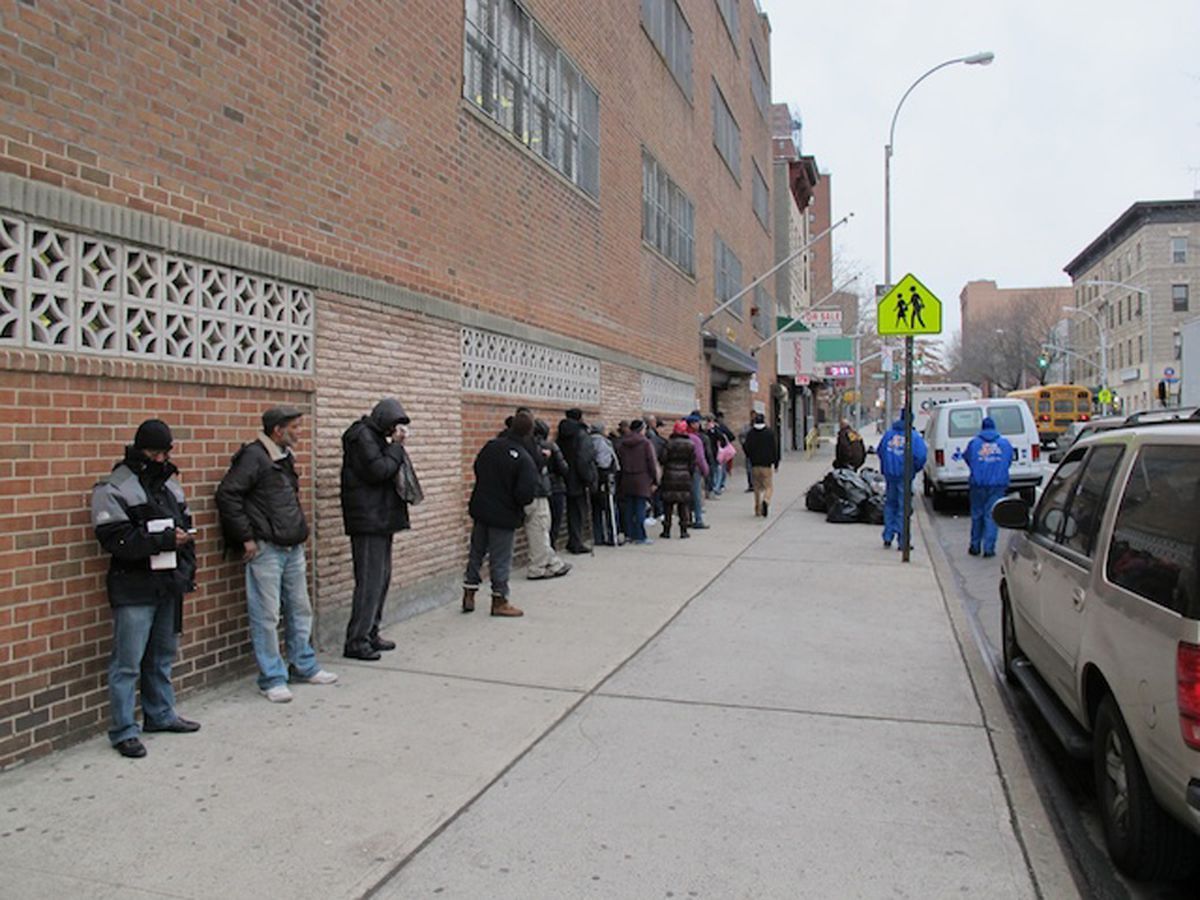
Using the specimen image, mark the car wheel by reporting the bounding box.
[1093,694,1197,880]
[931,487,947,512]
[922,476,931,497]
[1019,487,1036,505]
[1000,586,1021,684]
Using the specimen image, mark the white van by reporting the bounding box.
[912,382,982,435]
[922,398,1047,510]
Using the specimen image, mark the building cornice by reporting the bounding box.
[1064,199,1200,277]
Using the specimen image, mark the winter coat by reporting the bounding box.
[557,417,597,496]
[468,434,540,529]
[91,449,197,609]
[616,432,658,498]
[685,432,710,477]
[876,418,928,479]
[742,425,780,468]
[340,398,411,536]
[834,425,867,471]
[545,439,569,494]
[646,426,667,463]
[660,434,697,503]
[965,427,1014,488]
[216,436,309,547]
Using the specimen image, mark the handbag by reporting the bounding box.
[395,452,424,505]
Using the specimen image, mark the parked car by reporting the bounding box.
[1047,415,1125,464]
[993,420,1200,879]
[922,398,1047,510]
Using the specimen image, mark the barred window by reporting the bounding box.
[464,0,600,198]
[752,161,769,231]
[753,284,772,337]
[641,0,693,100]
[715,0,739,47]
[749,41,769,119]
[642,149,695,275]
[711,79,741,180]
[714,234,743,318]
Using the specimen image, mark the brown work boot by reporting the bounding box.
[461,586,477,613]
[490,594,523,617]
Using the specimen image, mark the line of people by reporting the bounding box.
[90,402,781,758]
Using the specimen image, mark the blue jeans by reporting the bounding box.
[622,495,648,541]
[970,484,1006,554]
[246,542,319,689]
[882,478,903,544]
[712,460,726,494]
[690,471,706,525]
[108,602,178,744]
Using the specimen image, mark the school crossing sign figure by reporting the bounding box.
[877,273,943,336]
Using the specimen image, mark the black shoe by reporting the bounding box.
[691,522,709,530]
[679,532,690,539]
[982,550,996,558]
[114,737,146,758]
[344,643,382,661]
[370,636,397,651]
[567,546,592,555]
[968,546,981,556]
[143,717,201,734]
[744,487,754,493]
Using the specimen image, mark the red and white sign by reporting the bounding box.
[800,309,843,332]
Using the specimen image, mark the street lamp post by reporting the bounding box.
[1064,304,1109,412]
[884,50,993,563]
[1081,280,1155,409]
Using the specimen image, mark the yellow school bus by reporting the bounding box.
[1007,384,1093,444]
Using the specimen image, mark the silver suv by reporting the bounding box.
[992,420,1200,879]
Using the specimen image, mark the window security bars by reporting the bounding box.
[464,0,600,199]
[642,150,695,275]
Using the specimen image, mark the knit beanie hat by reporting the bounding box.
[133,419,174,451]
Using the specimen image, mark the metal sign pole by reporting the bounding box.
[901,334,914,563]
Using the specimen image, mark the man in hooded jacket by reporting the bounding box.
[556,409,597,554]
[340,398,412,660]
[964,416,1014,557]
[876,411,928,549]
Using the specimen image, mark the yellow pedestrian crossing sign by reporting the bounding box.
[877,273,942,336]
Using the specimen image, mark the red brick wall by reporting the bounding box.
[0,351,310,766]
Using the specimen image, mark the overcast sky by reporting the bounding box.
[759,0,1200,340]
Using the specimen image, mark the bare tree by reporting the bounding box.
[959,290,1064,391]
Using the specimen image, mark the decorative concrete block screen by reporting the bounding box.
[641,372,696,415]
[0,213,314,373]
[461,326,600,405]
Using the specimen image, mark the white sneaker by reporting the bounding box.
[261,685,294,703]
[302,669,339,685]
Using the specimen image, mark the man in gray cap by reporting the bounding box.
[91,419,199,758]
[216,406,338,702]
[340,397,413,660]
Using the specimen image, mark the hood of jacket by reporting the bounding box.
[368,398,410,434]
[619,432,648,450]
[977,427,1001,442]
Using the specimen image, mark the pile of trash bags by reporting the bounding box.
[805,468,886,525]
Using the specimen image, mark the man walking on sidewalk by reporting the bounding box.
[876,410,928,550]
[217,407,338,702]
[339,397,413,661]
[462,411,540,617]
[964,416,1013,558]
[92,419,200,758]
[742,412,780,517]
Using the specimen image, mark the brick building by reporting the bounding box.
[0,0,776,766]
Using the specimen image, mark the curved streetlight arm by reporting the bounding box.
[1079,278,1158,406]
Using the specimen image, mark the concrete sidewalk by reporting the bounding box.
[0,449,1072,899]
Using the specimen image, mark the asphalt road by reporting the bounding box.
[919,491,1200,900]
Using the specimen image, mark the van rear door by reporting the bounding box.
[987,403,1035,475]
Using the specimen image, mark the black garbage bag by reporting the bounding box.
[825,498,861,523]
[823,468,871,508]
[805,481,827,512]
[860,493,885,525]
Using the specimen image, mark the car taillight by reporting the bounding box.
[935,449,944,466]
[1039,414,1050,422]
[1177,642,1200,750]
[1031,445,1040,461]
[1079,414,1090,422]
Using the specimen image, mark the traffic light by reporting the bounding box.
[1036,354,1049,370]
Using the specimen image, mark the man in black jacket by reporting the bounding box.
[556,408,596,554]
[742,412,781,517]
[91,419,199,758]
[462,411,540,617]
[216,407,337,703]
[340,398,412,661]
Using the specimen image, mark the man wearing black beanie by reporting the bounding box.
[91,419,199,758]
